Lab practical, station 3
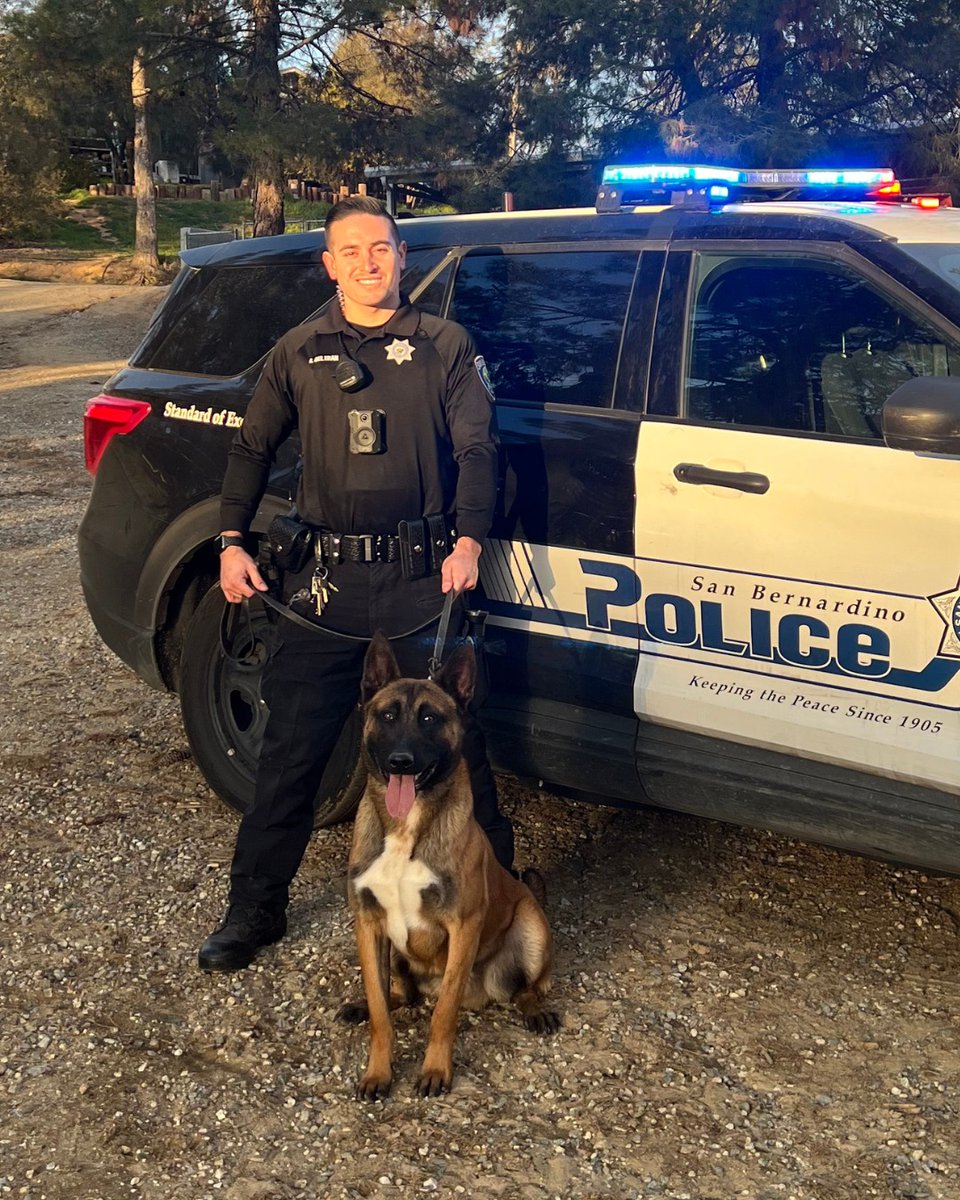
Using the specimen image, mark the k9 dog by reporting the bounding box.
[339,633,559,1099]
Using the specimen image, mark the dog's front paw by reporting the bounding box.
[335,999,369,1025]
[356,1071,392,1101]
[416,1067,452,1097]
[524,1008,562,1035]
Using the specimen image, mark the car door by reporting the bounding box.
[445,241,655,789]
[629,243,960,796]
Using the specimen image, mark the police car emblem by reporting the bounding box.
[385,338,415,364]
[475,355,495,399]
[929,577,960,659]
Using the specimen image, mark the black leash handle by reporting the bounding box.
[428,587,461,679]
[219,596,263,666]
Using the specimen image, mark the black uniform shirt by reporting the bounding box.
[220,299,498,542]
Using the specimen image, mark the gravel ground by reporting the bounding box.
[3,278,960,1200]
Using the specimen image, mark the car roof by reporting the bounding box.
[179,200,960,269]
[179,207,670,268]
[721,200,960,243]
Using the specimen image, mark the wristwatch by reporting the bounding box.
[215,534,245,553]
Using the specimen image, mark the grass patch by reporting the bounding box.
[400,203,458,216]
[47,212,106,251]
[46,195,334,259]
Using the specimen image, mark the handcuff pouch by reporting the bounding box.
[265,514,314,573]
[398,514,457,580]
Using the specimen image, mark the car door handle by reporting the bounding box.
[673,463,770,494]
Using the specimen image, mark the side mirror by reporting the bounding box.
[882,376,960,455]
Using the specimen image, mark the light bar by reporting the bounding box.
[602,165,897,189]
[740,167,896,187]
[602,164,743,186]
[597,162,903,213]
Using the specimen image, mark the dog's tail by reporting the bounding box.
[520,867,547,909]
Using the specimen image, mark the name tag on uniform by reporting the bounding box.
[308,353,340,364]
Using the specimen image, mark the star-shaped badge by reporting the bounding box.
[929,576,960,659]
[385,338,415,365]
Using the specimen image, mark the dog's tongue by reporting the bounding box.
[385,774,416,821]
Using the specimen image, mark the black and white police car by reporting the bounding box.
[79,163,960,871]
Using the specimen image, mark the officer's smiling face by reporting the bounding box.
[322,214,407,323]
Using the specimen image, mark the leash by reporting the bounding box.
[428,587,459,679]
[259,589,451,643]
[219,586,462,666]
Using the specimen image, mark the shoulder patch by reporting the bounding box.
[475,355,495,400]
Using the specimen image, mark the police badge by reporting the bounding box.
[930,577,960,659]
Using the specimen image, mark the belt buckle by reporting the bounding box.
[359,533,375,563]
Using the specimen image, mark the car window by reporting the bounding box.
[138,251,446,377]
[398,247,448,312]
[142,264,337,377]
[684,253,956,438]
[449,250,638,407]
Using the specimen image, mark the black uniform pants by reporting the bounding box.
[229,560,514,909]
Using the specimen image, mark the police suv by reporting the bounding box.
[79,164,960,872]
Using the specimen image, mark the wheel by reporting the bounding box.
[178,584,365,826]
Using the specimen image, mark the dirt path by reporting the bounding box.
[2,281,960,1200]
[62,205,121,246]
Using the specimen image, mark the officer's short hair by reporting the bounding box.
[325,196,401,247]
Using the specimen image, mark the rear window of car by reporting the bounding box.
[135,264,335,377]
[134,249,446,378]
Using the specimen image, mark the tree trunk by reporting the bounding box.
[752,3,794,166]
[131,48,160,281]
[250,0,284,238]
[756,7,790,116]
[508,39,522,159]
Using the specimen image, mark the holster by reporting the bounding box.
[397,514,457,581]
[264,513,314,574]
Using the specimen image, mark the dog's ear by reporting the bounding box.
[435,643,476,710]
[362,632,401,703]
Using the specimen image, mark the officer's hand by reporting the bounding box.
[220,547,268,603]
[441,537,482,594]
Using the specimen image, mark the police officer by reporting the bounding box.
[198,196,515,971]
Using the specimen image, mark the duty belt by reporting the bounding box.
[315,514,457,578]
[315,532,401,564]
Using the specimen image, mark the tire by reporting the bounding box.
[178,584,365,827]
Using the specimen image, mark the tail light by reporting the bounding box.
[84,394,151,474]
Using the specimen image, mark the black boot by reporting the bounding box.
[197,902,287,972]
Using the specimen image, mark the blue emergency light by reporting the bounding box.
[740,167,896,188]
[601,164,743,186]
[596,163,900,212]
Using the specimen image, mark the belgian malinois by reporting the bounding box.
[338,633,559,1099]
